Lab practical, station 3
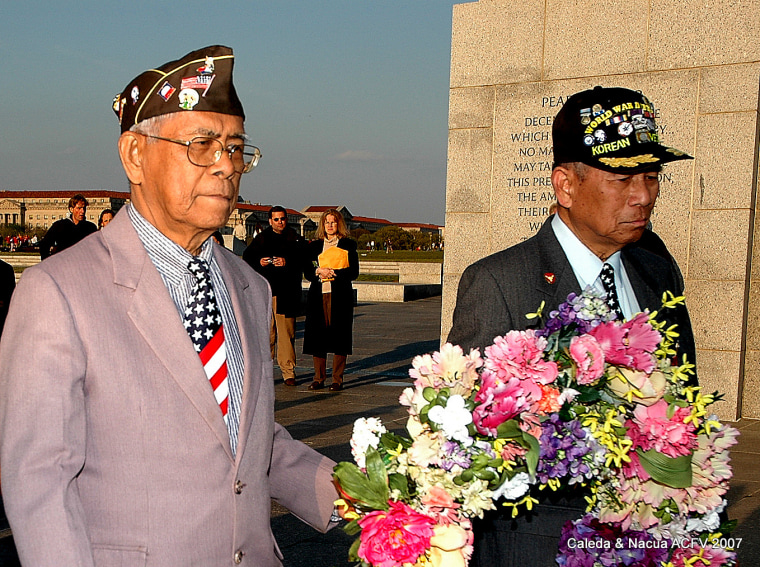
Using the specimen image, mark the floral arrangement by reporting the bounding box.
[333,290,739,567]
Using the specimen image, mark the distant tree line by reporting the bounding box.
[350,226,442,251]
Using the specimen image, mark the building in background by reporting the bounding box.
[0,191,130,229]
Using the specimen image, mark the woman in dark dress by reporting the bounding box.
[303,209,359,392]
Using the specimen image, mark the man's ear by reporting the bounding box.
[117,131,144,186]
[551,166,574,209]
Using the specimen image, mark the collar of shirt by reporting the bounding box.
[551,214,640,317]
[127,204,214,289]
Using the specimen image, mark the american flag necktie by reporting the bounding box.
[184,257,229,423]
[600,262,624,320]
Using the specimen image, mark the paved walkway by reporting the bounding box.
[271,296,760,567]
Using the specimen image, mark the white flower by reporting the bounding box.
[557,388,580,406]
[686,502,724,533]
[427,395,473,445]
[460,479,495,518]
[492,472,531,501]
[350,417,386,469]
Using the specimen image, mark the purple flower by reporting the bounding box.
[537,415,598,485]
[557,514,670,567]
[441,440,471,471]
[538,289,616,338]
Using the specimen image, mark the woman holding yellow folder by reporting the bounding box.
[303,209,359,392]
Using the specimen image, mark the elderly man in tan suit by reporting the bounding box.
[0,46,338,567]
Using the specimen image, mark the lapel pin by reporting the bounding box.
[544,272,556,284]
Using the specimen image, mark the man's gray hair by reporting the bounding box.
[129,114,172,140]
[555,162,590,182]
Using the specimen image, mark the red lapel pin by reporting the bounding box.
[544,272,556,284]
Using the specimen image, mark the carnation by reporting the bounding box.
[589,312,661,373]
[409,343,483,397]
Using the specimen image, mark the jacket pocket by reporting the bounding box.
[92,543,148,567]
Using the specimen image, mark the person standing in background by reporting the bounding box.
[303,209,359,392]
[39,194,97,259]
[244,206,306,386]
[98,209,116,229]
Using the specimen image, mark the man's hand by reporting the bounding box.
[272,257,286,267]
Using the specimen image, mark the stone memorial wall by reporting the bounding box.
[442,0,760,420]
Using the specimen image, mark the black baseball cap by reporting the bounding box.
[552,86,692,174]
[113,45,245,133]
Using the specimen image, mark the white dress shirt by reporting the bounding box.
[551,214,641,318]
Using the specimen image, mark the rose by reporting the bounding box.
[568,334,605,385]
[427,524,470,567]
[357,501,435,567]
[607,367,667,406]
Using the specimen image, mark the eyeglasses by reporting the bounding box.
[140,134,261,173]
[271,217,287,222]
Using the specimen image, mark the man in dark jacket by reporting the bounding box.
[39,194,98,259]
[448,86,697,566]
[243,206,305,385]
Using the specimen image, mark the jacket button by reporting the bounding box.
[234,550,244,564]
[234,480,245,494]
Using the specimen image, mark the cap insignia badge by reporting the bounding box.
[598,154,660,168]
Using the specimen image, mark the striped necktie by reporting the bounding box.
[599,262,624,320]
[184,258,229,424]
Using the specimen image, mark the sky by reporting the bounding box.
[0,1,462,226]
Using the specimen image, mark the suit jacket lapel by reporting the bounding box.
[534,218,582,310]
[105,212,234,461]
[622,249,662,313]
[215,251,261,464]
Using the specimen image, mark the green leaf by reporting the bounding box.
[522,432,540,477]
[333,450,390,511]
[496,419,523,439]
[388,473,410,500]
[380,431,412,450]
[422,387,437,402]
[636,448,692,488]
[343,518,361,536]
[365,447,389,487]
[347,535,362,561]
[576,387,601,403]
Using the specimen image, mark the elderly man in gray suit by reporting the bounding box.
[448,86,697,566]
[0,46,338,567]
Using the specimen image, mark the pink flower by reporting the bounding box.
[628,399,697,458]
[589,312,660,373]
[357,501,435,567]
[670,542,735,567]
[472,331,558,435]
[484,330,558,386]
[472,372,535,436]
[568,334,605,385]
[421,486,458,511]
[409,344,483,397]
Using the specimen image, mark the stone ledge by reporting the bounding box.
[301,281,441,303]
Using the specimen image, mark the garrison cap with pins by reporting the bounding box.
[552,86,693,174]
[112,45,245,133]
